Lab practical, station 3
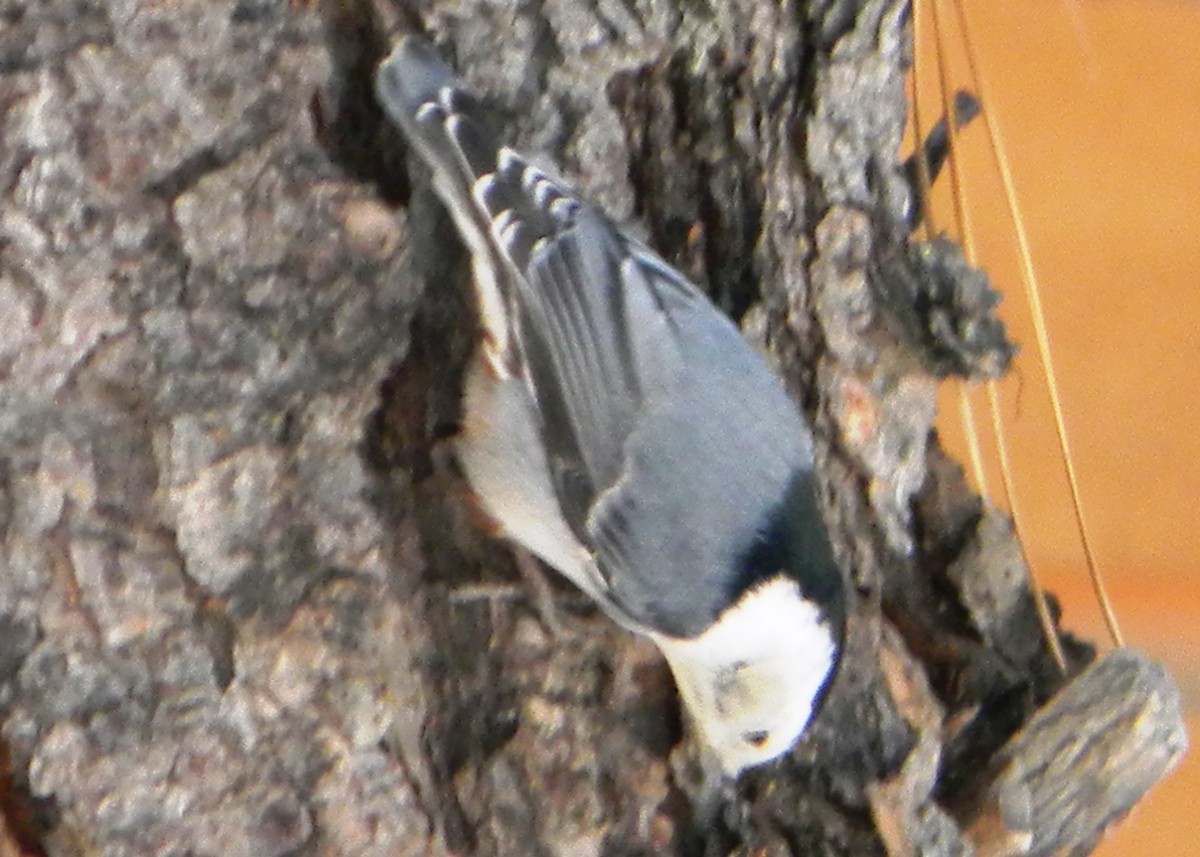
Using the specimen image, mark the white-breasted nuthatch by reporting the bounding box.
[375,37,845,779]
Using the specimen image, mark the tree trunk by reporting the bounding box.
[0,1,1185,855]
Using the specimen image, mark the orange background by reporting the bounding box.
[912,0,1197,851]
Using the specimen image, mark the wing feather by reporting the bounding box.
[378,40,821,637]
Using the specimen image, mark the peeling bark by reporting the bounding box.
[0,1,1185,856]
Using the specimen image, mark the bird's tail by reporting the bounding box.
[375,37,461,123]
[375,37,503,209]
[376,36,527,365]
[376,37,589,374]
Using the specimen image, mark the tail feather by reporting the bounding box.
[376,38,524,368]
[375,38,492,196]
[374,37,467,137]
[375,37,585,282]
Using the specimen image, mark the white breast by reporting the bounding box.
[455,352,630,624]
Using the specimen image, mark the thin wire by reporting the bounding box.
[914,0,989,496]
[910,0,937,238]
[984,382,1069,669]
[956,385,990,498]
[930,0,1066,671]
[927,1,969,247]
[952,0,1125,648]
[928,0,995,503]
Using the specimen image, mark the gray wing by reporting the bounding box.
[514,203,817,638]
[377,39,817,636]
[514,211,709,531]
[376,38,707,527]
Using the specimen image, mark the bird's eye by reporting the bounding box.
[743,730,769,747]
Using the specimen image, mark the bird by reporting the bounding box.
[374,36,846,781]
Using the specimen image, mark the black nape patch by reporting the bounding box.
[733,470,844,628]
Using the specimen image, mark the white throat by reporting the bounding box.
[650,576,838,776]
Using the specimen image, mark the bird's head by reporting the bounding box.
[654,575,842,778]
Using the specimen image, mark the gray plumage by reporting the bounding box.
[375,37,844,777]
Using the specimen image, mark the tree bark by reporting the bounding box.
[0,1,1185,856]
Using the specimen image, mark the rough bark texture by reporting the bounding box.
[0,1,1186,856]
